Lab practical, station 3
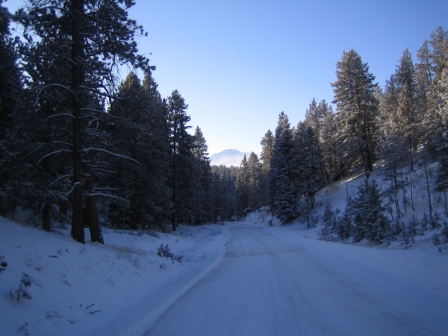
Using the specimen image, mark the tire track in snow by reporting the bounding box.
[145,223,447,336]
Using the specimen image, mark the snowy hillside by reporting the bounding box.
[0,219,230,336]
[210,149,249,167]
[309,161,448,248]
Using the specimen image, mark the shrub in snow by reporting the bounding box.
[432,212,442,230]
[433,222,448,246]
[157,244,183,263]
[10,274,33,301]
[319,203,338,241]
[421,213,430,231]
[399,222,415,249]
[333,198,353,242]
[443,222,448,242]
[0,256,7,273]
[297,196,318,228]
[408,214,423,236]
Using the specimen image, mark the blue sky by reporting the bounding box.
[7,0,448,155]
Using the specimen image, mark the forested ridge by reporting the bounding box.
[0,1,447,245]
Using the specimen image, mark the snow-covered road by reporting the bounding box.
[145,222,448,336]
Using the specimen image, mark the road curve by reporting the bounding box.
[145,223,447,336]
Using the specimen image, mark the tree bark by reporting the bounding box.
[84,163,104,244]
[42,200,51,231]
[70,0,85,244]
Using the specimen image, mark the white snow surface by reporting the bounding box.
[1,167,448,335]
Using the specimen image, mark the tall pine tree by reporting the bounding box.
[332,49,379,175]
[14,0,151,243]
[269,112,297,223]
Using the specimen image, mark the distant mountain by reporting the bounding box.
[210,149,249,167]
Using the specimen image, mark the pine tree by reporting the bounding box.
[0,0,20,141]
[320,203,337,241]
[350,179,390,244]
[259,130,274,205]
[395,49,420,163]
[420,28,448,154]
[332,49,379,175]
[236,155,250,216]
[192,126,212,224]
[293,122,324,205]
[319,102,340,181]
[334,197,353,241]
[0,1,23,216]
[211,165,237,221]
[167,90,196,230]
[108,72,170,230]
[14,0,151,243]
[434,62,448,192]
[429,27,448,76]
[304,99,330,184]
[247,152,263,210]
[269,112,297,223]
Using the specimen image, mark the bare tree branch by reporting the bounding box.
[80,148,140,163]
[37,149,73,165]
[49,174,73,186]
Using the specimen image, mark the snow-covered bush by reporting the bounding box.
[0,256,7,273]
[157,244,183,263]
[333,197,353,242]
[319,203,338,241]
[10,274,33,301]
[433,221,448,246]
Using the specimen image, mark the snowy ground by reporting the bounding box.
[1,216,448,336]
[1,166,448,335]
[147,222,448,336]
[0,218,230,336]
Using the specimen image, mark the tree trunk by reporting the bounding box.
[130,171,140,230]
[42,200,51,231]
[84,163,104,244]
[70,0,85,244]
[171,155,177,231]
[424,160,433,224]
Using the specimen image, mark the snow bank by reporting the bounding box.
[0,218,231,336]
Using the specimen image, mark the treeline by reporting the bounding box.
[233,26,448,244]
[0,1,239,244]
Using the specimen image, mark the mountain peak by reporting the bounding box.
[210,149,249,167]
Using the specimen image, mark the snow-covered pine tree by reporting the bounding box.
[292,122,324,227]
[420,27,448,154]
[350,179,390,244]
[236,155,250,217]
[331,49,379,175]
[211,165,237,221]
[304,99,332,185]
[268,112,297,223]
[260,130,274,205]
[167,90,197,229]
[0,1,24,217]
[394,49,420,169]
[318,102,341,182]
[14,0,151,243]
[434,62,448,195]
[192,126,213,224]
[334,196,353,241]
[320,203,338,241]
[108,72,170,230]
[247,152,263,210]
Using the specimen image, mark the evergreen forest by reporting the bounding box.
[1,1,447,245]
